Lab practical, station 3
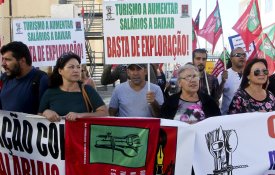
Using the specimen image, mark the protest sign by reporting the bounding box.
[228,34,255,59]
[12,18,85,67]
[103,0,192,64]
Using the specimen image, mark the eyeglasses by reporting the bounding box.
[180,74,200,81]
[253,69,268,76]
[233,53,246,58]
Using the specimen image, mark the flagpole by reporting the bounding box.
[147,63,150,91]
[262,34,266,59]
[217,0,226,69]
[205,0,208,49]
[221,34,226,69]
[9,0,12,41]
[204,71,210,95]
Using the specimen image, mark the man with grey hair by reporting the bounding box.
[217,47,247,114]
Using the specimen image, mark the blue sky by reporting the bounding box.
[192,0,240,53]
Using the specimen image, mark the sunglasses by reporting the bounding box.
[233,53,246,58]
[253,69,268,76]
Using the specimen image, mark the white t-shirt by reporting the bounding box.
[217,68,242,114]
[109,81,164,117]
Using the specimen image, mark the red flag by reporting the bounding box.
[232,0,262,52]
[197,1,223,54]
[81,7,84,18]
[211,48,230,77]
[192,19,198,50]
[254,33,275,75]
[194,8,201,32]
[211,59,224,77]
[263,23,275,45]
[172,63,181,77]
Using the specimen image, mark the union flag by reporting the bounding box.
[254,33,275,75]
[232,0,262,52]
[197,1,223,54]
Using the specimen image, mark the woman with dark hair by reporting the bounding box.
[228,58,275,114]
[38,52,108,122]
[160,63,220,124]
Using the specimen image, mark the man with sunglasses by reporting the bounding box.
[218,47,246,114]
[192,48,220,104]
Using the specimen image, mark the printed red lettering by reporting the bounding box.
[28,46,37,62]
[107,36,129,58]
[131,36,140,57]
[268,115,275,138]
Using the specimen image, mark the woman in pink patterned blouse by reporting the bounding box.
[228,58,275,114]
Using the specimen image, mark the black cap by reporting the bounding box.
[127,64,147,69]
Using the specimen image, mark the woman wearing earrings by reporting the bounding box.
[39,52,108,122]
[228,58,275,114]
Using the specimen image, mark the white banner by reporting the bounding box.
[193,112,275,175]
[1,110,274,175]
[0,110,65,175]
[12,18,86,67]
[103,0,192,64]
[160,119,195,175]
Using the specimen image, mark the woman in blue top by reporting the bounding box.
[39,52,108,122]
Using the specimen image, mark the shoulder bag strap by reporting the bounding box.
[78,81,93,112]
[81,84,94,112]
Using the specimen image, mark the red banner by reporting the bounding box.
[154,126,177,174]
[197,1,223,54]
[232,0,262,52]
[65,117,160,175]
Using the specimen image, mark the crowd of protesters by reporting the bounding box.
[0,41,275,125]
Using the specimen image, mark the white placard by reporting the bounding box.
[103,0,192,64]
[12,18,86,67]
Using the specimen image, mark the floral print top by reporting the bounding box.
[228,89,275,114]
[174,99,205,123]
